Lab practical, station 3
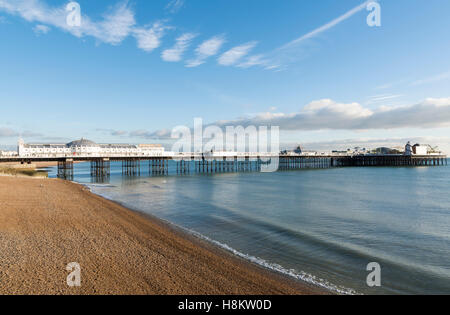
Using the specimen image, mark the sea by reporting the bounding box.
[48,160,450,295]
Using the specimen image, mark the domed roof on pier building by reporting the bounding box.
[66,138,98,147]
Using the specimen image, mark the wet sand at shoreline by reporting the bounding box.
[0,176,328,295]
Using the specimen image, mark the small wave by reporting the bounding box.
[84,183,117,188]
[182,227,358,295]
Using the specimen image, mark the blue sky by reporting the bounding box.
[1,0,450,152]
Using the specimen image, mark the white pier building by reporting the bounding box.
[17,138,165,158]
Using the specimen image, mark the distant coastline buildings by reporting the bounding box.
[283,142,443,157]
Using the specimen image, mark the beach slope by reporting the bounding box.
[0,177,326,295]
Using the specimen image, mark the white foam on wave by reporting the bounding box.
[83,183,116,188]
[183,228,359,295]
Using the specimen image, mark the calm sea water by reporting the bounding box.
[49,161,450,294]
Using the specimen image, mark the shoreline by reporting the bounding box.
[94,190,345,294]
[0,176,330,295]
[106,198,331,295]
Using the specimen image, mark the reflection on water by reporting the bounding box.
[49,161,450,294]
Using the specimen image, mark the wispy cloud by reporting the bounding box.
[0,127,42,138]
[165,0,185,14]
[90,1,136,45]
[96,128,128,137]
[241,1,372,70]
[0,127,18,138]
[411,71,450,86]
[0,0,69,32]
[33,24,50,35]
[130,129,172,139]
[0,0,172,50]
[218,41,258,66]
[162,32,197,62]
[237,54,269,69]
[97,128,168,139]
[374,70,450,92]
[279,1,371,51]
[186,35,226,67]
[133,22,169,52]
[374,79,408,90]
[366,94,403,105]
[0,0,374,71]
[110,130,127,137]
[0,0,136,44]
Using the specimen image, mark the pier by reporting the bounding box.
[0,153,447,180]
[1,138,444,180]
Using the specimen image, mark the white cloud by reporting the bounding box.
[218,41,257,66]
[0,0,175,51]
[95,2,136,45]
[161,32,196,62]
[0,0,67,29]
[303,99,373,118]
[166,0,185,14]
[210,97,450,131]
[186,35,226,67]
[108,98,450,154]
[133,22,168,52]
[33,24,50,35]
[144,98,450,148]
[0,0,137,45]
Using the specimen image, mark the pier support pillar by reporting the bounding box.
[91,158,110,180]
[123,159,140,176]
[57,159,74,180]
